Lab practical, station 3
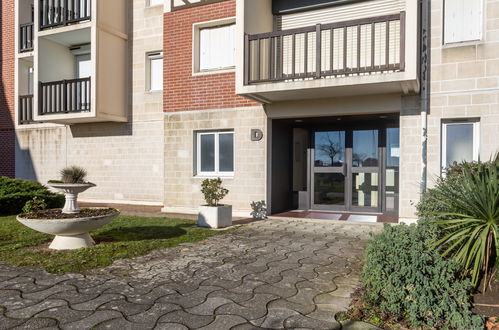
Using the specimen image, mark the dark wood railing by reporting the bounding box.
[19,23,34,52]
[39,77,91,115]
[39,0,91,30]
[244,12,405,85]
[19,95,35,124]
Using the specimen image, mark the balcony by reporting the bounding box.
[245,13,405,85]
[39,77,91,115]
[19,95,35,125]
[39,0,91,30]
[236,0,419,103]
[19,23,34,52]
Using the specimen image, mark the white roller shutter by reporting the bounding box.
[279,0,405,30]
[444,0,482,44]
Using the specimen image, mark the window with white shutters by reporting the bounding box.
[199,24,235,71]
[444,0,482,44]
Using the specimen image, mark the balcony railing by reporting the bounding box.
[244,12,405,85]
[39,77,91,115]
[19,95,35,124]
[39,0,91,30]
[19,23,34,52]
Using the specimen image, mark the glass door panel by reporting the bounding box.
[352,172,379,207]
[385,127,400,213]
[352,130,379,167]
[311,131,347,210]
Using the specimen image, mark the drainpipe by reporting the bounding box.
[420,0,430,196]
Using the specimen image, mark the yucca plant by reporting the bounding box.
[60,166,88,184]
[428,157,498,291]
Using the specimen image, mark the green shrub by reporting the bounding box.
[417,157,499,289]
[22,197,48,214]
[201,178,228,206]
[362,224,483,329]
[0,177,64,215]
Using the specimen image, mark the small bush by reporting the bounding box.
[201,178,228,206]
[362,224,483,329]
[0,177,64,215]
[22,197,47,214]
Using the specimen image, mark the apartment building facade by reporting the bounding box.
[1,0,498,221]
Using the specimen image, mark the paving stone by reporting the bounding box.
[35,305,92,324]
[197,315,247,330]
[186,297,233,316]
[61,310,123,330]
[48,289,100,305]
[267,298,316,315]
[284,314,341,330]
[23,284,76,301]
[154,323,188,330]
[93,317,150,330]
[254,307,301,329]
[71,294,125,311]
[5,299,67,319]
[126,303,181,324]
[10,317,58,329]
[230,323,264,330]
[98,299,151,316]
[157,286,222,309]
[157,310,215,328]
[0,314,26,330]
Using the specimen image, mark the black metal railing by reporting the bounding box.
[19,95,35,124]
[19,23,34,52]
[39,77,91,115]
[244,12,405,85]
[39,0,91,30]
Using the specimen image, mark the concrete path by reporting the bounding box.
[0,219,381,329]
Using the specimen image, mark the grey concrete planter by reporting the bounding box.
[198,205,232,229]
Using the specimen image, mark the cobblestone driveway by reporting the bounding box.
[0,219,380,330]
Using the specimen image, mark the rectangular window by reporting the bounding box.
[442,120,480,171]
[147,52,163,91]
[199,24,235,71]
[444,0,482,44]
[197,131,234,176]
[149,0,163,6]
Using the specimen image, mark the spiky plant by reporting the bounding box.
[428,157,498,291]
[60,166,88,184]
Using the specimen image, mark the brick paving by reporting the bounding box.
[0,219,381,329]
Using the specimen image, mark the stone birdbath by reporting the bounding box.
[16,166,119,250]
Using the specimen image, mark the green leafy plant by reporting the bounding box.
[60,166,88,184]
[22,197,47,214]
[420,157,498,290]
[201,178,228,206]
[0,177,64,215]
[362,224,483,329]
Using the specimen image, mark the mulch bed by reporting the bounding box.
[19,208,118,220]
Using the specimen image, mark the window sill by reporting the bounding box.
[194,174,234,179]
[192,68,235,77]
[442,39,483,49]
[145,90,163,94]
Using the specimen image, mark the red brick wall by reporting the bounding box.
[163,0,259,112]
[0,0,15,177]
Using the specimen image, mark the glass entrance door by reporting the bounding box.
[310,129,382,212]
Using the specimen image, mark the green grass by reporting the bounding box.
[0,215,225,274]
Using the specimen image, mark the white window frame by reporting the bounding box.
[192,17,236,76]
[441,120,480,172]
[196,131,235,177]
[148,0,163,7]
[146,51,163,92]
[443,0,484,45]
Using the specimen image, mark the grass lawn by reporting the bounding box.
[0,215,225,274]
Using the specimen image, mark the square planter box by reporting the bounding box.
[198,205,232,229]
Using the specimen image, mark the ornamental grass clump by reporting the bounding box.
[362,224,483,329]
[201,178,228,206]
[60,166,88,184]
[418,156,499,291]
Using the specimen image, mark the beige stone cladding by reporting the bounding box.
[428,0,499,178]
[399,0,499,220]
[163,106,267,217]
[15,0,165,205]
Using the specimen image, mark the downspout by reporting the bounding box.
[420,0,430,195]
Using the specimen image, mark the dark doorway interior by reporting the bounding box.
[270,113,400,215]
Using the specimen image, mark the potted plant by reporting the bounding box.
[16,166,119,250]
[198,178,232,229]
[48,166,95,214]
